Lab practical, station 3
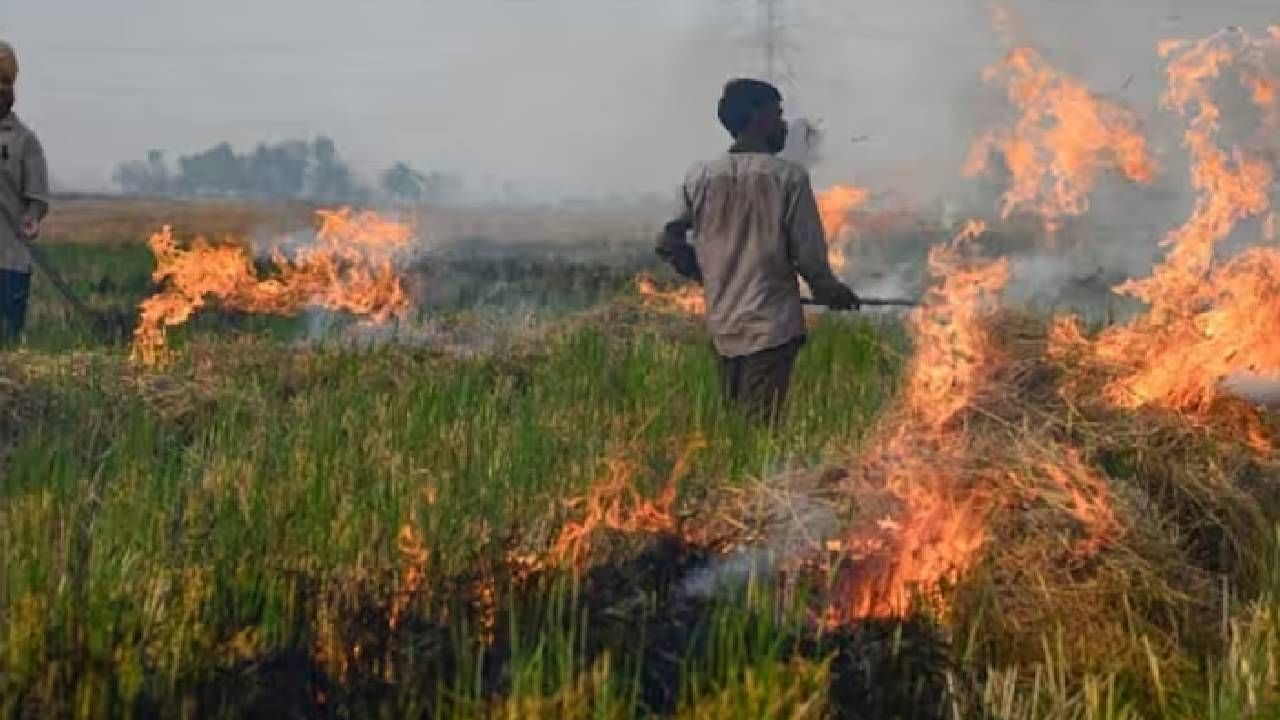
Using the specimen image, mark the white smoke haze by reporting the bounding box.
[6,1,1272,195]
[6,0,1278,310]
[1222,373,1280,410]
[682,472,844,600]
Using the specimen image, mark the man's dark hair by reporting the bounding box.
[717,78,782,137]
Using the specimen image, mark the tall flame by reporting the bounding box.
[132,208,414,366]
[1057,28,1280,423]
[830,26,1280,624]
[833,221,1009,621]
[965,45,1157,233]
[832,218,1126,621]
[906,221,1011,429]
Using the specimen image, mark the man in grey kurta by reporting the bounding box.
[657,78,860,424]
[0,40,50,344]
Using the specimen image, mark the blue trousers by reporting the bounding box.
[0,269,31,344]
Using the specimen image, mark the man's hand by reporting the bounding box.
[826,283,861,311]
[656,221,703,284]
[20,217,39,239]
[657,243,703,284]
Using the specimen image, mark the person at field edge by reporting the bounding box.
[656,78,860,425]
[0,40,50,346]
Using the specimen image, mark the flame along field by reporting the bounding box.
[7,215,1280,719]
[4,24,1280,720]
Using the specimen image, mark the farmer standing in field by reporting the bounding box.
[657,78,860,425]
[0,40,50,345]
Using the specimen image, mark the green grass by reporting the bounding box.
[6,242,1280,718]
[22,242,152,350]
[0,250,901,716]
[23,241,346,353]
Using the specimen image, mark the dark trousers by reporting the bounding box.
[0,269,31,345]
[717,338,803,425]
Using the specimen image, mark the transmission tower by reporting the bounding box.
[753,0,826,166]
[757,0,792,86]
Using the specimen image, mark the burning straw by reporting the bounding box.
[1052,27,1280,442]
[825,220,1019,624]
[803,26,1280,691]
[132,208,415,366]
[109,21,1280,714]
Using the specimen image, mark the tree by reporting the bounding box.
[421,171,463,203]
[113,136,372,202]
[177,142,247,197]
[308,136,366,203]
[112,149,172,196]
[247,140,310,199]
[381,162,429,204]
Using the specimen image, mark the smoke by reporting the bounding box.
[814,3,1279,315]
[780,117,824,168]
[280,204,657,350]
[39,0,1278,327]
[682,474,843,600]
[12,0,1275,201]
[1221,373,1280,410]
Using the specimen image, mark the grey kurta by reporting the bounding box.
[0,112,50,273]
[660,152,844,359]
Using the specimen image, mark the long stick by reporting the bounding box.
[0,203,109,340]
[801,296,919,309]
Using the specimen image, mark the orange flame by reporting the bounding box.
[835,456,992,621]
[552,438,703,571]
[965,45,1156,233]
[833,221,1009,621]
[635,273,706,316]
[1059,28,1280,425]
[1039,452,1121,559]
[817,184,872,273]
[390,524,430,630]
[132,208,414,366]
[832,221,1124,621]
[906,221,1010,429]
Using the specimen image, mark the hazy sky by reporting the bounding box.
[3,0,1278,198]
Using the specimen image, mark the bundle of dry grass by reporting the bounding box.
[827,309,1280,700]
[0,347,248,435]
[947,314,1234,678]
[0,354,55,466]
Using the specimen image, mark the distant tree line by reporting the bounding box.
[112,136,462,205]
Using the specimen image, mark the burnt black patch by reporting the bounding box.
[82,533,957,718]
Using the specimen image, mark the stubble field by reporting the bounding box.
[2,194,1279,720]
